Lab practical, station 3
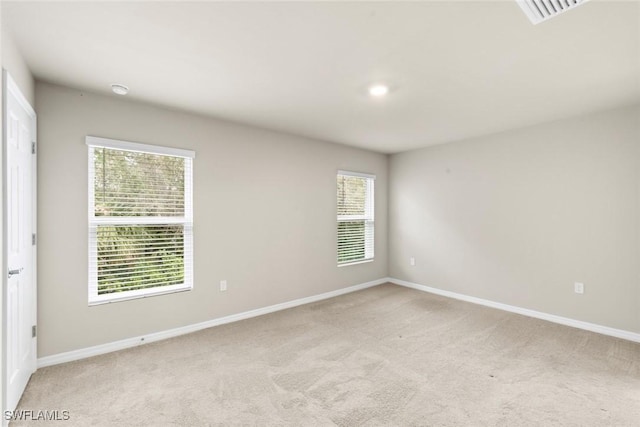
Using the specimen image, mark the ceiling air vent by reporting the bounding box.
[516,0,590,24]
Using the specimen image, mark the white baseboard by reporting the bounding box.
[40,276,637,368]
[389,277,640,344]
[38,277,390,368]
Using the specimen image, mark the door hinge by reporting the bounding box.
[32,141,36,154]
[32,233,36,245]
[32,325,37,338]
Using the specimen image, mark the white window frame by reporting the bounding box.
[337,170,375,266]
[86,136,195,305]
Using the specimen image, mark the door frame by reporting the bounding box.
[2,69,37,418]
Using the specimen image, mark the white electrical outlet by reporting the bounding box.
[410,257,416,266]
[220,280,227,291]
[574,282,584,294]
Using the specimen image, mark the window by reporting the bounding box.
[86,136,194,304]
[337,170,375,266]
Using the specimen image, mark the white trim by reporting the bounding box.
[4,72,36,119]
[90,216,189,225]
[87,142,194,305]
[389,277,640,344]
[40,276,639,368]
[337,170,376,180]
[336,171,375,266]
[88,283,192,306]
[86,136,195,159]
[336,214,369,221]
[37,277,390,368]
[338,259,374,268]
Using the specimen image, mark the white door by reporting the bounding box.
[3,71,37,413]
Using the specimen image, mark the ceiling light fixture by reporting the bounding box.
[368,84,389,97]
[111,84,129,95]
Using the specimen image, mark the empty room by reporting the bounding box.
[1,0,639,425]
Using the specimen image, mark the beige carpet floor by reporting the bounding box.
[13,283,640,426]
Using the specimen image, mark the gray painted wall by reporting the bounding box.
[36,81,388,357]
[390,105,640,333]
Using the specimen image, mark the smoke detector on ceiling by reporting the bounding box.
[516,0,590,24]
[111,84,129,95]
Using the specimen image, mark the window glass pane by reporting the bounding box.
[337,221,366,264]
[337,174,367,217]
[94,148,185,217]
[337,172,374,265]
[96,224,185,295]
[88,139,193,304]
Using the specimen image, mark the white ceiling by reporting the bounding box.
[3,0,639,153]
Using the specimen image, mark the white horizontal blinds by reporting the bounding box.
[93,224,187,293]
[87,137,194,304]
[337,171,375,265]
[93,148,186,217]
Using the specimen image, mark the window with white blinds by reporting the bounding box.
[86,136,194,304]
[337,170,375,266]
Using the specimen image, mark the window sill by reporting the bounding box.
[89,284,192,306]
[338,259,374,268]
